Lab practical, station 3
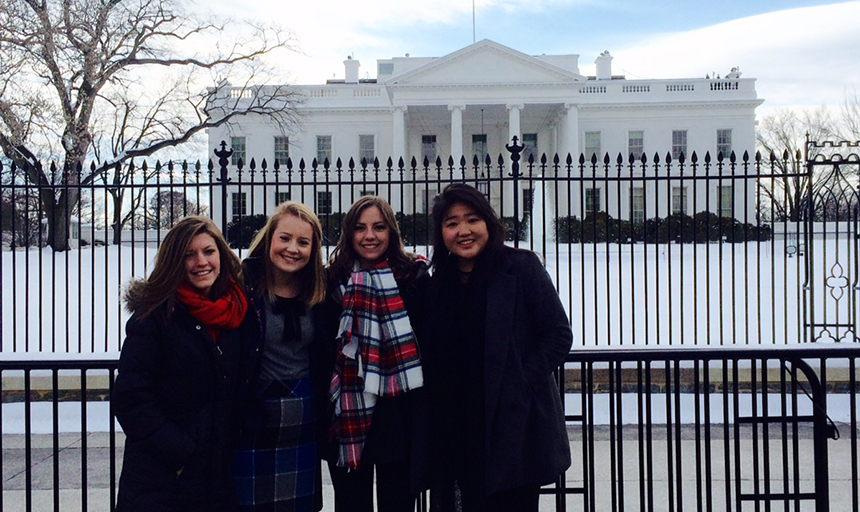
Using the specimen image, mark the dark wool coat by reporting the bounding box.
[114,300,257,512]
[425,249,572,495]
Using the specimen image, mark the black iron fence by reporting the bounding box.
[5,141,860,354]
[558,345,860,512]
[2,346,858,511]
[1,140,859,510]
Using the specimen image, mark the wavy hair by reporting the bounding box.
[124,215,243,319]
[327,195,417,280]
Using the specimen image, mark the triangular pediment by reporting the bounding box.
[386,40,584,87]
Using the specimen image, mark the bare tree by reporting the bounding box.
[839,86,860,142]
[756,107,837,221]
[0,0,303,250]
[146,190,208,229]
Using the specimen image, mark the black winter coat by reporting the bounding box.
[114,302,257,512]
[424,249,572,495]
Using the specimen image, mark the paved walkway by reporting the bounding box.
[3,426,857,511]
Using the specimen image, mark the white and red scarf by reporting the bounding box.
[329,260,424,469]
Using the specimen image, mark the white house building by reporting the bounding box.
[207,40,763,225]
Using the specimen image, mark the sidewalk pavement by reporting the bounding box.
[3,425,858,512]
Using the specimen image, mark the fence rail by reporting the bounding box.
[2,347,858,511]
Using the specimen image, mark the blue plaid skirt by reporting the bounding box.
[233,376,317,512]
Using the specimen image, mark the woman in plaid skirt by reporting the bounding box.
[233,201,329,512]
[323,196,430,512]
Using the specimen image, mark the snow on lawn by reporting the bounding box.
[3,238,855,357]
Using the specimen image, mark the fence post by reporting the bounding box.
[213,141,233,231]
[506,135,523,247]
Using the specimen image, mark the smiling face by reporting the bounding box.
[441,202,489,272]
[269,214,314,281]
[352,205,391,269]
[184,233,221,296]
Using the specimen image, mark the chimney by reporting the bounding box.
[595,51,613,80]
[344,56,360,84]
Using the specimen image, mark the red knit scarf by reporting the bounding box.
[175,280,248,342]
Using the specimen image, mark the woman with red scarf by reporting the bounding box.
[114,215,256,512]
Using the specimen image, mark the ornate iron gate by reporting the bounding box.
[804,140,860,344]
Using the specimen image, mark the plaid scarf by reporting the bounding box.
[329,261,424,469]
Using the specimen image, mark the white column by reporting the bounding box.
[564,103,580,160]
[392,106,406,165]
[507,103,523,147]
[449,105,464,173]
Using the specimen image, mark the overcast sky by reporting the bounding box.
[202,0,860,117]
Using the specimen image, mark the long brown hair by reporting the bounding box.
[124,215,243,319]
[327,195,417,280]
[246,201,326,307]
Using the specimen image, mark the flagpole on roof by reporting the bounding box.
[472,0,476,43]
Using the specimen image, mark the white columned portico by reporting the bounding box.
[449,105,465,175]
[564,103,580,159]
[507,103,523,147]
[392,106,406,164]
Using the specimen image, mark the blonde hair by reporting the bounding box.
[247,201,326,307]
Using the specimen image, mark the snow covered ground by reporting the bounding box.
[2,237,853,356]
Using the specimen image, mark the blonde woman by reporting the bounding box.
[233,201,328,512]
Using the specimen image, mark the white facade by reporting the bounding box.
[207,40,763,224]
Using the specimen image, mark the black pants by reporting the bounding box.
[431,480,540,512]
[328,459,416,512]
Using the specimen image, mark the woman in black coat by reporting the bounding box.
[114,216,257,512]
[324,195,430,512]
[423,184,572,512]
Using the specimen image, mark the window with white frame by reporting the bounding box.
[672,130,687,161]
[274,191,291,205]
[523,187,534,214]
[630,187,645,224]
[230,136,246,166]
[317,191,332,215]
[274,136,289,164]
[717,129,732,158]
[672,186,688,215]
[522,133,538,163]
[719,185,733,218]
[421,187,439,214]
[585,131,601,162]
[231,192,247,221]
[585,187,601,217]
[359,135,375,165]
[422,135,437,165]
[628,130,644,160]
[472,134,487,162]
[477,179,489,198]
[316,135,332,165]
